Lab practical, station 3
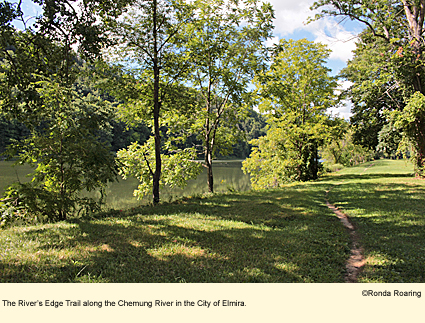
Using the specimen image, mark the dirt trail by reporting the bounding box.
[325,191,365,283]
[325,163,374,283]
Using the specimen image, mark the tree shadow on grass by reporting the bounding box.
[0,222,305,283]
[327,180,425,282]
[1,185,348,283]
[324,173,415,181]
[147,185,335,228]
[329,181,425,217]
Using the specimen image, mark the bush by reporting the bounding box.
[0,193,30,228]
[0,182,105,225]
[324,163,345,173]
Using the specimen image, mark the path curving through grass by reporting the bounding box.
[324,163,377,282]
[325,187,365,283]
[324,159,424,283]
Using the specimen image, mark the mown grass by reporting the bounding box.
[1,159,423,283]
[326,159,425,283]
[0,182,349,283]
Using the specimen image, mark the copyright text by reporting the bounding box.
[362,290,421,298]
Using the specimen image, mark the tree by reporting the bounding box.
[180,0,274,193]
[1,30,119,221]
[340,30,404,151]
[376,121,403,158]
[0,1,128,220]
[311,0,425,175]
[390,91,425,168]
[320,117,349,166]
[104,0,196,204]
[3,75,118,221]
[243,39,338,188]
[321,117,372,168]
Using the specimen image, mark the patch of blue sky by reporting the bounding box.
[11,0,42,30]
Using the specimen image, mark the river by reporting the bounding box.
[0,160,250,209]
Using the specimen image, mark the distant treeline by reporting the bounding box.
[0,109,266,160]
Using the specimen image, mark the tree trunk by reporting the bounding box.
[402,0,424,93]
[59,136,67,220]
[206,149,214,193]
[414,117,425,176]
[402,0,425,176]
[310,142,319,180]
[204,99,214,193]
[152,83,161,204]
[296,140,304,181]
[152,0,161,204]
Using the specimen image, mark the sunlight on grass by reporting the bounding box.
[326,159,424,283]
[1,159,423,283]
[147,243,209,261]
[0,186,348,282]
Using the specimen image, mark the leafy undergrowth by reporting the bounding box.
[326,159,425,283]
[1,159,423,283]
[0,182,349,283]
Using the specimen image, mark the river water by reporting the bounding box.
[0,160,250,209]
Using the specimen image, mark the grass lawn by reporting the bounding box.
[326,159,425,283]
[0,159,424,283]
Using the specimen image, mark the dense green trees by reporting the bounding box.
[0,117,29,155]
[390,91,425,162]
[0,0,127,220]
[320,118,372,168]
[243,39,338,188]
[2,77,118,221]
[339,30,402,151]
[312,0,425,175]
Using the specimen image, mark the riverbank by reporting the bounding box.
[0,160,250,208]
[1,159,424,283]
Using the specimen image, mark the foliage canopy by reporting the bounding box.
[243,39,338,188]
[313,0,425,175]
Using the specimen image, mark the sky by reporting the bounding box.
[16,0,366,119]
[266,0,365,119]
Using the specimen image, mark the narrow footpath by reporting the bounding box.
[325,163,375,282]
[325,188,365,283]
